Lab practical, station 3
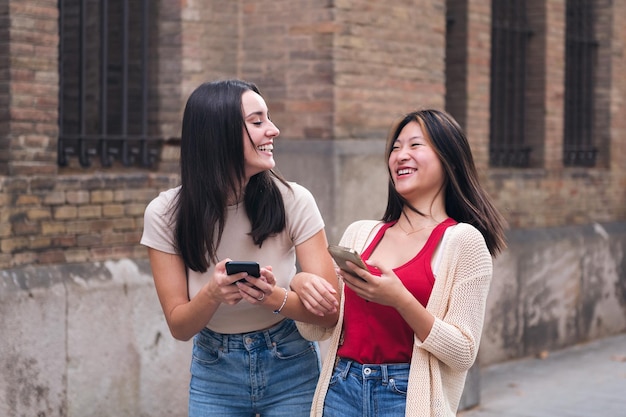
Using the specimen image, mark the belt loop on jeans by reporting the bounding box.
[381,364,389,386]
[263,329,274,349]
[221,334,229,353]
[339,359,352,380]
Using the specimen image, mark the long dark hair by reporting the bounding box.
[174,79,288,272]
[382,109,507,256]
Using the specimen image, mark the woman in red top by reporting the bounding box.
[294,109,507,417]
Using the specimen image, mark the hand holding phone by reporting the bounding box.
[327,245,368,272]
[225,261,260,284]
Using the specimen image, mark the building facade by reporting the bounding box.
[1,0,624,416]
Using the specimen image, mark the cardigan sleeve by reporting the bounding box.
[415,224,493,372]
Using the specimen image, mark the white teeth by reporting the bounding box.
[258,144,273,152]
[397,168,415,175]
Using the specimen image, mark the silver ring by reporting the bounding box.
[257,293,265,302]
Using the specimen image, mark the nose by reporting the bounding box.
[397,145,410,161]
[268,121,280,138]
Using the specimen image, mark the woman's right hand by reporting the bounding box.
[206,258,245,305]
[290,273,338,317]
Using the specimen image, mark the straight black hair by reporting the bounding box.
[173,79,289,272]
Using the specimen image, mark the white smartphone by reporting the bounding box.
[327,245,368,271]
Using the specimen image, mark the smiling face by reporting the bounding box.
[388,120,446,204]
[241,90,279,180]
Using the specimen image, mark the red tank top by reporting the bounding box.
[337,218,457,364]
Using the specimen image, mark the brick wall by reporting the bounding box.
[451,0,626,229]
[0,173,178,269]
[332,0,446,140]
[0,0,625,269]
[1,1,58,177]
[0,0,185,270]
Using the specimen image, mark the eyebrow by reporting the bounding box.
[395,135,423,141]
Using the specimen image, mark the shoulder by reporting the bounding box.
[281,180,310,196]
[445,222,486,246]
[144,186,180,219]
[278,180,317,205]
[344,220,381,235]
[441,222,492,267]
[339,220,383,249]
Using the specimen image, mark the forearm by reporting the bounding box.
[283,291,339,327]
[394,289,435,343]
[165,290,221,341]
[267,285,339,327]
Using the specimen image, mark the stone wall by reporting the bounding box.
[0,259,191,417]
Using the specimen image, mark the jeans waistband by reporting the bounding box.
[196,318,293,353]
[336,357,410,383]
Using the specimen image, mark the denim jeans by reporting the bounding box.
[323,358,410,417]
[189,319,321,417]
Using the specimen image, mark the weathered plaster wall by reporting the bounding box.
[0,260,191,417]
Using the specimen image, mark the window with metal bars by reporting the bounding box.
[58,0,161,169]
[489,0,533,168]
[563,0,598,167]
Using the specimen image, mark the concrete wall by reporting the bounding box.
[481,221,626,365]
[0,260,191,417]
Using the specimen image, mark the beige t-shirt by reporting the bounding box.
[141,181,324,334]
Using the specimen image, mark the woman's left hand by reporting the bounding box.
[339,260,409,307]
[237,265,275,304]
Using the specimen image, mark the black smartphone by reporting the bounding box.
[225,261,261,279]
[327,245,368,271]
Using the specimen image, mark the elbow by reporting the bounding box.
[168,324,195,342]
[443,346,478,372]
[319,310,340,328]
[172,332,193,342]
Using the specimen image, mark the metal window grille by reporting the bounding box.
[58,0,161,168]
[563,0,598,167]
[489,0,533,167]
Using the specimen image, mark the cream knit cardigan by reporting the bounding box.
[296,220,493,417]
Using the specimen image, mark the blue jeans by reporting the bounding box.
[189,319,321,417]
[323,358,410,417]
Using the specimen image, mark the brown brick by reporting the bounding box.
[77,205,102,219]
[77,234,102,247]
[12,220,40,236]
[66,190,90,205]
[1,237,30,253]
[0,223,12,238]
[41,221,66,235]
[43,191,66,205]
[15,194,41,205]
[27,208,51,220]
[112,218,136,231]
[64,248,91,263]
[91,190,114,204]
[29,236,52,249]
[38,249,66,264]
[65,221,92,235]
[102,204,125,218]
[54,206,77,220]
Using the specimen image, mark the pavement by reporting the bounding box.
[458,332,626,417]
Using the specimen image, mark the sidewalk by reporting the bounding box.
[459,332,626,417]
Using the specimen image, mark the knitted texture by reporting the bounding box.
[303,220,493,417]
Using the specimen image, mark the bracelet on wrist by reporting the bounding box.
[273,287,288,314]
